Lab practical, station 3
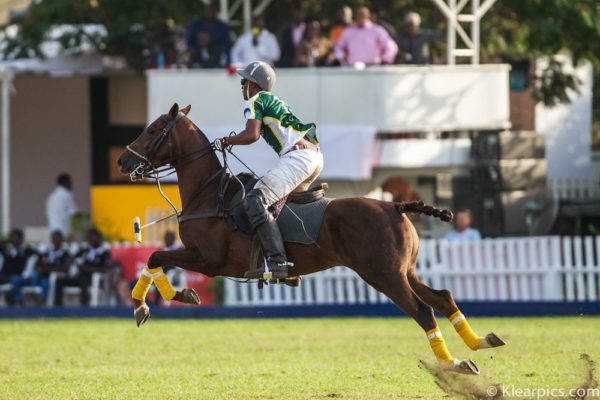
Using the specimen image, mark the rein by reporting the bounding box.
[125,113,241,223]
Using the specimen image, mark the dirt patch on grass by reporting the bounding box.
[569,353,598,400]
[421,354,599,400]
[420,359,502,399]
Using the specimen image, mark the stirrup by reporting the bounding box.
[244,270,273,280]
[256,276,302,289]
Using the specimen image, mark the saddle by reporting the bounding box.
[226,175,331,242]
[224,174,332,287]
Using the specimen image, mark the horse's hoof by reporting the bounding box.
[134,303,150,327]
[182,288,201,305]
[448,359,480,375]
[479,333,506,349]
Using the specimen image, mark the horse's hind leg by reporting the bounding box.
[360,271,479,374]
[407,270,505,351]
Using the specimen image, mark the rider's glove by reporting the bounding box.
[213,137,229,151]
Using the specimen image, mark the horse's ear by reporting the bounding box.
[168,103,179,118]
[181,105,191,115]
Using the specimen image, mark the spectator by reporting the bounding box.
[396,12,445,65]
[35,230,72,304]
[335,6,398,65]
[295,20,335,67]
[46,173,77,237]
[0,229,38,305]
[189,29,222,68]
[444,210,482,241]
[330,5,353,44]
[230,16,280,66]
[54,228,112,306]
[278,6,306,67]
[186,3,232,67]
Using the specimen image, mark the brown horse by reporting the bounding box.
[117,103,504,374]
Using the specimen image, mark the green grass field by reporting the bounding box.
[0,317,598,399]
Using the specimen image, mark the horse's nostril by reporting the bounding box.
[117,157,123,167]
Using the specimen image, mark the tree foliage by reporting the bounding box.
[2,0,205,70]
[2,0,600,110]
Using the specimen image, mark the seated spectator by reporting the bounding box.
[295,20,336,67]
[35,230,72,304]
[396,12,445,65]
[444,210,482,241]
[189,29,223,68]
[54,228,112,306]
[230,16,280,66]
[0,228,38,305]
[330,5,353,44]
[186,3,232,67]
[279,6,306,67]
[335,6,398,66]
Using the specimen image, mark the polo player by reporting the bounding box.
[213,61,323,279]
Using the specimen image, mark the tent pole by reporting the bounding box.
[1,69,12,236]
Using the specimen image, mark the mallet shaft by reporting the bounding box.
[139,211,178,229]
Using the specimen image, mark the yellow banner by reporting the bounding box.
[91,185,181,241]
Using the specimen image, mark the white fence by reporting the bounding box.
[548,178,600,200]
[224,236,600,306]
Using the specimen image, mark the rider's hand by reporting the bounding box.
[213,137,229,151]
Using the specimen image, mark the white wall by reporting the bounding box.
[7,76,91,229]
[536,58,593,179]
[147,64,511,133]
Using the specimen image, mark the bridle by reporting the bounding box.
[124,111,238,221]
[125,112,215,181]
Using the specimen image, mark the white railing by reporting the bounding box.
[548,178,600,200]
[224,236,600,306]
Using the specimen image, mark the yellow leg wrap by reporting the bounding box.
[449,310,482,350]
[131,273,153,302]
[427,327,454,363]
[154,270,176,301]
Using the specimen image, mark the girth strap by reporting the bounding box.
[178,211,220,223]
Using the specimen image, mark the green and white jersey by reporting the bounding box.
[243,91,318,155]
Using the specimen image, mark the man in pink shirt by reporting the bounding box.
[335,6,398,65]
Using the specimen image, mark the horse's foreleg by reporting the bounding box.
[407,271,506,351]
[131,249,202,327]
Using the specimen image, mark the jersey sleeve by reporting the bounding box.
[243,94,264,121]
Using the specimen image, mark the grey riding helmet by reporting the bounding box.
[237,61,276,92]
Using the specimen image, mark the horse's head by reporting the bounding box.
[117,103,191,178]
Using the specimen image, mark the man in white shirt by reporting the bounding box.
[230,16,280,66]
[46,173,77,237]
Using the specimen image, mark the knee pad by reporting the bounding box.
[244,189,272,228]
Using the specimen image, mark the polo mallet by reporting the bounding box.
[133,212,178,243]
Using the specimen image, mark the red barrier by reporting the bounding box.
[111,245,214,305]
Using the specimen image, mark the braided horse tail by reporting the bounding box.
[395,200,454,223]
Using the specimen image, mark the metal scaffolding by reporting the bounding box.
[432,0,498,65]
[218,0,274,32]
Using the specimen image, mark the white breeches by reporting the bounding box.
[254,149,324,206]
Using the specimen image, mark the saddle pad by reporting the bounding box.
[277,197,332,244]
[231,196,332,245]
